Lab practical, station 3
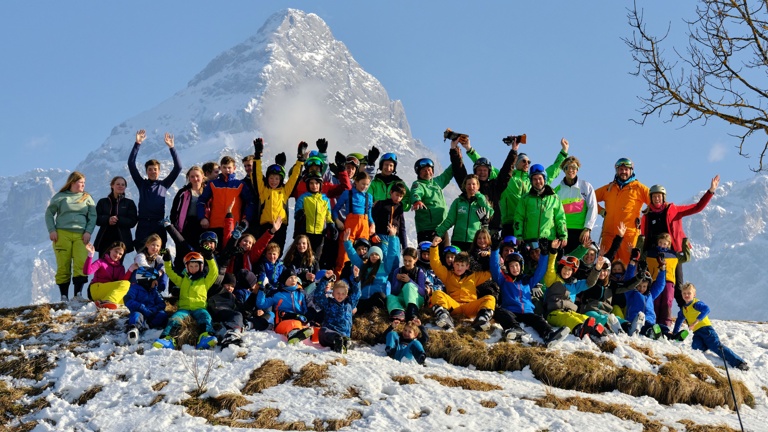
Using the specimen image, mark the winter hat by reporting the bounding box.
[235,269,259,290]
[278,267,298,286]
[516,153,530,169]
[222,273,236,287]
[367,246,383,259]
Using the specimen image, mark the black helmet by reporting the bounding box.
[379,152,398,173]
[414,158,434,175]
[473,157,492,173]
[353,238,371,250]
[304,171,323,187]
[199,231,218,247]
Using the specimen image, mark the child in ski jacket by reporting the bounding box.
[411,158,454,242]
[83,242,133,307]
[313,268,362,352]
[344,229,401,314]
[383,319,428,365]
[333,171,375,274]
[124,267,168,332]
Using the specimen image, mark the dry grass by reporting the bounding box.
[175,316,202,348]
[312,410,362,431]
[676,419,739,432]
[152,380,169,392]
[763,386,768,398]
[72,309,121,344]
[425,374,502,391]
[479,400,497,408]
[242,359,293,395]
[0,305,60,343]
[149,394,164,407]
[533,392,671,432]
[628,342,662,365]
[75,385,103,406]
[529,351,620,393]
[293,362,330,388]
[0,353,55,381]
[391,375,416,385]
[351,309,391,345]
[599,339,618,353]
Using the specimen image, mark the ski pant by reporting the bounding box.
[135,219,167,249]
[88,281,131,305]
[355,292,387,315]
[430,290,496,319]
[674,264,685,308]
[386,282,425,313]
[52,229,89,285]
[304,233,325,262]
[546,310,590,331]
[162,308,214,337]
[211,308,245,332]
[692,326,745,368]
[584,310,627,326]
[385,331,425,362]
[494,308,553,338]
[128,310,168,330]
[335,214,370,275]
[318,327,345,348]
[653,281,675,328]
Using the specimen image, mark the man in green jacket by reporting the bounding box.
[369,152,411,211]
[411,157,453,243]
[499,138,569,236]
[513,164,567,246]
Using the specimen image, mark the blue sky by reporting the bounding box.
[0,1,758,202]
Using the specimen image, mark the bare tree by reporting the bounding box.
[625,0,768,171]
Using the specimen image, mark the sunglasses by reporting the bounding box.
[519,159,531,165]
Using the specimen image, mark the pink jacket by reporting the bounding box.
[83,255,131,284]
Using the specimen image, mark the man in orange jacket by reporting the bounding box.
[594,158,650,265]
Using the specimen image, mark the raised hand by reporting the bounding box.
[272,215,283,233]
[531,284,544,300]
[324,269,335,279]
[316,138,329,153]
[387,223,397,236]
[352,265,360,279]
[253,138,264,159]
[709,174,720,193]
[367,146,380,166]
[561,137,569,153]
[476,208,489,226]
[85,243,95,255]
[431,236,442,247]
[297,141,309,161]
[136,129,146,144]
[275,152,287,167]
[164,132,174,148]
[630,248,641,262]
[344,228,351,242]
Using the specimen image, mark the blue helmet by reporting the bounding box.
[529,163,547,182]
[379,152,398,173]
[199,231,218,247]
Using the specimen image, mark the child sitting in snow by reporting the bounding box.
[206,272,247,347]
[83,241,135,309]
[673,282,749,371]
[621,255,670,339]
[387,247,427,323]
[254,268,315,344]
[123,266,168,345]
[383,318,428,365]
[313,267,361,353]
[153,248,219,350]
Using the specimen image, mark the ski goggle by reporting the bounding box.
[418,241,432,252]
[615,158,633,168]
[345,156,360,167]
[416,158,434,169]
[305,157,324,167]
[443,245,461,255]
[502,235,517,246]
[558,256,580,270]
[381,153,397,163]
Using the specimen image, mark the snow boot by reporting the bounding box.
[95,300,118,310]
[736,362,750,371]
[72,276,88,301]
[503,327,527,342]
[57,283,70,302]
[544,327,570,348]
[389,309,405,322]
[629,312,645,337]
[432,305,454,330]
[153,336,176,349]
[196,332,217,350]
[674,329,689,341]
[220,330,243,348]
[127,326,139,345]
[332,335,344,353]
[287,328,313,345]
[647,324,663,340]
[342,337,351,354]
[607,313,623,335]
[60,294,69,303]
[472,308,494,331]
[415,351,427,366]
[405,303,419,322]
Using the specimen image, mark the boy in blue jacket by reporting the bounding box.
[673,282,749,371]
[313,267,361,353]
[255,267,314,344]
[123,266,168,345]
[622,258,668,338]
[128,129,182,247]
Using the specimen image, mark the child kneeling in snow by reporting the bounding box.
[313,267,361,353]
[673,282,749,371]
[153,248,219,350]
[383,318,428,365]
[123,266,168,344]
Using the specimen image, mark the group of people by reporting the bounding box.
[42,129,747,370]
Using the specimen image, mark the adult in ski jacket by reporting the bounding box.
[553,156,597,254]
[513,166,567,243]
[93,176,137,256]
[410,157,454,241]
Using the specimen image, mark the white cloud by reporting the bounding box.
[24,135,50,150]
[708,142,727,162]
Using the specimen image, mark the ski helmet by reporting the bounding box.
[558,255,580,270]
[473,157,493,174]
[305,156,325,170]
[353,238,371,251]
[649,184,666,199]
[615,157,633,169]
[303,171,323,188]
[418,241,432,252]
[199,231,218,247]
[442,245,461,255]
[414,158,434,175]
[184,252,205,266]
[266,164,286,181]
[379,152,398,173]
[504,252,524,273]
[528,163,547,182]
[347,153,364,166]
[135,266,159,281]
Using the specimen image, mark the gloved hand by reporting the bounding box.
[476,207,490,227]
[297,141,309,161]
[367,146,380,166]
[490,230,502,250]
[657,254,666,267]
[275,152,287,167]
[160,216,172,228]
[316,138,329,153]
[253,138,264,159]
[161,249,172,262]
[630,248,641,262]
[537,237,550,254]
[638,259,648,274]
[531,284,544,300]
[201,245,215,261]
[326,223,339,241]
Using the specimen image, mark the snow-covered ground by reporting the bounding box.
[2,302,766,431]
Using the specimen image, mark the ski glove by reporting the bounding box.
[297,141,309,161]
[476,207,490,227]
[367,146,380,167]
[201,245,215,261]
[253,138,264,159]
[630,248,641,262]
[161,249,172,263]
[275,152,287,167]
[490,230,502,250]
[531,284,544,300]
[656,254,666,267]
[316,138,329,153]
[326,223,339,241]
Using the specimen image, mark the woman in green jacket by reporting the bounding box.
[434,175,493,252]
[410,158,453,243]
[45,171,97,302]
[513,164,567,246]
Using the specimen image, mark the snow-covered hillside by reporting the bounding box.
[0,9,449,308]
[0,303,765,431]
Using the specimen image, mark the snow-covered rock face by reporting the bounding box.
[683,174,768,321]
[0,9,443,308]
